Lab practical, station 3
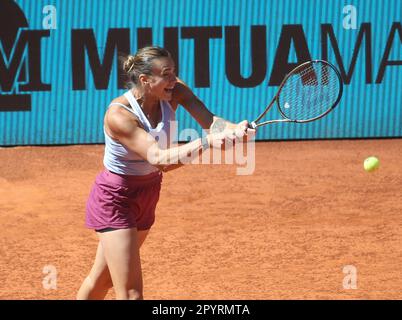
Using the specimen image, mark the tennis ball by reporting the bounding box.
[364,156,380,172]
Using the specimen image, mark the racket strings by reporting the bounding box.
[284,64,330,85]
[282,64,332,90]
[281,84,338,120]
[282,80,339,119]
[278,62,340,121]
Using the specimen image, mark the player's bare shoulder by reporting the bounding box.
[104,95,140,139]
[105,95,129,117]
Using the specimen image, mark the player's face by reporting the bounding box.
[146,57,177,100]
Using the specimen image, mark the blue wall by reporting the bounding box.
[0,0,401,145]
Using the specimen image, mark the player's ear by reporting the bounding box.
[138,74,149,86]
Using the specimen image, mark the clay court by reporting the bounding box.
[0,138,401,300]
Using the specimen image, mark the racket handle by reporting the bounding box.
[248,121,257,129]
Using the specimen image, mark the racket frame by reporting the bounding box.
[250,60,343,129]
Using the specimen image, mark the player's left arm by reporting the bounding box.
[170,78,239,131]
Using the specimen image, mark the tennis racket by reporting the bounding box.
[249,60,343,129]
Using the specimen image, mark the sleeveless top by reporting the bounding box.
[103,90,176,175]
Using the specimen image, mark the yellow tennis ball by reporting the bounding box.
[364,156,380,172]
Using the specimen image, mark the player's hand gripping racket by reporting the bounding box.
[249,60,343,129]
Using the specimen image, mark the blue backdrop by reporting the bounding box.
[0,0,401,145]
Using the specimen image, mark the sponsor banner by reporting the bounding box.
[0,0,401,145]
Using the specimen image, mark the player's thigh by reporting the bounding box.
[98,228,143,294]
[88,229,148,287]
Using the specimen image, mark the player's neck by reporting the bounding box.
[132,89,159,116]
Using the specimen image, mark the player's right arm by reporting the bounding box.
[106,109,236,171]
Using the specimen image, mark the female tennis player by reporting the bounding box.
[76,46,254,300]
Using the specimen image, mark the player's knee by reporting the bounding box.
[128,288,143,300]
[116,288,143,300]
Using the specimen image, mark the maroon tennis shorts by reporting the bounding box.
[85,169,162,231]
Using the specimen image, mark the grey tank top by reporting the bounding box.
[103,90,176,175]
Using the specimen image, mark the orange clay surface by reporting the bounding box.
[0,139,401,299]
